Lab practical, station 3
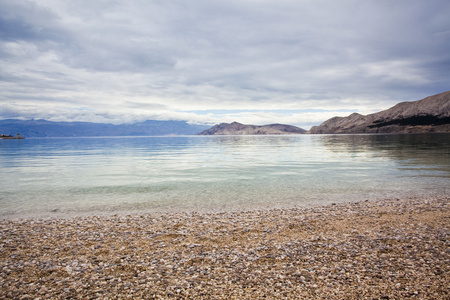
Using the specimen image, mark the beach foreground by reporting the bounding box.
[1,197,449,299]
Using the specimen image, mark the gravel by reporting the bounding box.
[1,196,449,299]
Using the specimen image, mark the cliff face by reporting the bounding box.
[199,122,306,135]
[309,91,450,134]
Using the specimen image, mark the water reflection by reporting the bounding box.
[0,134,449,219]
[317,134,450,171]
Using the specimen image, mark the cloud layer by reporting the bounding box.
[1,0,449,128]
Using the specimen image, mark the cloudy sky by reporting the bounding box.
[1,0,449,128]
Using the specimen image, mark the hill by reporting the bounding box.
[0,119,210,137]
[199,122,306,135]
[309,91,450,134]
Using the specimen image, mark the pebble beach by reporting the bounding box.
[1,196,449,299]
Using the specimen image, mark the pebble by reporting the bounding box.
[0,196,449,299]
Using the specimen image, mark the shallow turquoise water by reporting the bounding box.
[0,134,449,218]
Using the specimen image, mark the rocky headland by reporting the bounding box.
[199,122,306,135]
[309,90,450,134]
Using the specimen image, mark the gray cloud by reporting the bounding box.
[0,0,449,128]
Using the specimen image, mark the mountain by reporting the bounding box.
[309,91,450,134]
[0,119,210,137]
[199,122,307,135]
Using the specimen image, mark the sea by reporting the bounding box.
[1,134,449,219]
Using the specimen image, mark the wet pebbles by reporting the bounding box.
[1,197,449,299]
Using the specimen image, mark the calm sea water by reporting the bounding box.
[1,134,449,219]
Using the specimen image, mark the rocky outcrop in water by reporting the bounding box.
[199,122,307,135]
[0,133,24,139]
[309,91,450,134]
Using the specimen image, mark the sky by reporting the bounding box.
[1,0,449,129]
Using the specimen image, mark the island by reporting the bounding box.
[199,122,306,135]
[0,133,25,139]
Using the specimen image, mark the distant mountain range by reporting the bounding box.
[199,122,306,135]
[3,91,449,137]
[0,119,210,137]
[309,90,450,134]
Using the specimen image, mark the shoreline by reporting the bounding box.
[1,196,449,299]
[3,192,448,221]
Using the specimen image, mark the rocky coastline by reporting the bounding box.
[1,196,449,299]
[309,90,450,134]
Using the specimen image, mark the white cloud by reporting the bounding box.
[362,60,432,85]
[0,0,449,127]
